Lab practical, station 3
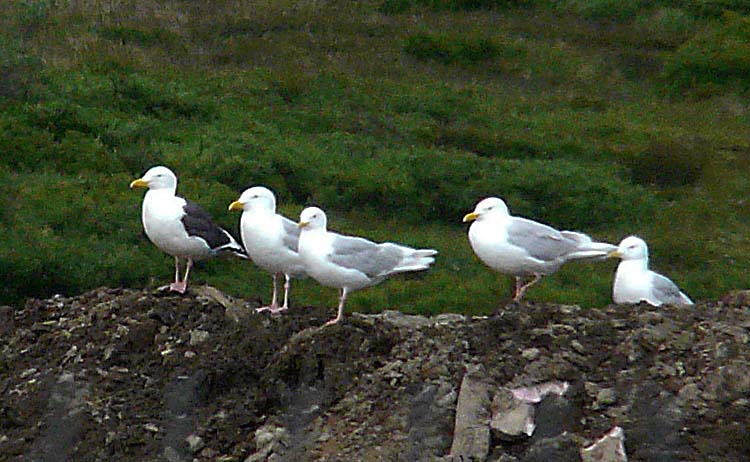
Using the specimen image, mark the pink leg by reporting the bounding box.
[323,288,348,327]
[256,273,286,314]
[169,257,186,293]
[174,256,180,284]
[513,274,541,301]
[281,274,291,311]
[514,276,523,300]
[170,259,192,294]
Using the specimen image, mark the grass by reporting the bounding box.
[1,0,749,315]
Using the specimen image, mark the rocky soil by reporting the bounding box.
[1,287,750,461]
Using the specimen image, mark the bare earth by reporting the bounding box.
[1,287,749,461]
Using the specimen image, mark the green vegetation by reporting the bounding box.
[1,0,749,314]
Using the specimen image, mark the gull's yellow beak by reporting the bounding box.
[298,221,309,229]
[228,200,244,212]
[130,178,148,189]
[463,212,479,223]
[607,250,623,259]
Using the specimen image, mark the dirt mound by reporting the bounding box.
[1,287,749,461]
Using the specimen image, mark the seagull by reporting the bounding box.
[130,166,246,293]
[463,197,617,301]
[297,206,438,326]
[228,186,306,314]
[608,235,693,306]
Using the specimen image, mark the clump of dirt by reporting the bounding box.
[1,287,749,461]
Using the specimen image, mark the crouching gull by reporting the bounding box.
[608,235,693,306]
[228,186,306,314]
[297,206,438,326]
[130,166,246,293]
[463,197,616,301]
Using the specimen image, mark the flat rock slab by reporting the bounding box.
[450,372,493,460]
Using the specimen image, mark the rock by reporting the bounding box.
[720,289,750,305]
[490,455,520,462]
[189,329,210,346]
[490,389,535,438]
[594,388,617,409]
[401,383,455,461]
[449,370,493,461]
[245,424,289,462]
[533,389,581,439]
[123,318,158,351]
[24,372,91,461]
[363,310,432,329]
[163,446,182,462]
[185,434,205,453]
[522,347,541,361]
[521,432,581,462]
[581,426,627,462]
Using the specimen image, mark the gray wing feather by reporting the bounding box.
[280,216,301,253]
[329,235,403,278]
[505,218,577,261]
[651,272,689,305]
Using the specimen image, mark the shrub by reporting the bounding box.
[561,0,647,22]
[633,8,695,48]
[681,0,750,18]
[111,72,216,120]
[404,32,500,66]
[97,26,185,52]
[626,137,709,188]
[473,158,657,229]
[663,12,750,94]
[382,0,533,13]
[428,124,547,158]
[0,35,42,100]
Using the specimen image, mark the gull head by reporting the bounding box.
[298,206,327,230]
[229,186,276,212]
[608,235,649,261]
[130,165,177,191]
[463,197,510,223]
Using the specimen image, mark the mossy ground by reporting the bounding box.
[1,0,749,314]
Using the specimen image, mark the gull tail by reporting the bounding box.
[392,248,438,273]
[678,291,694,305]
[216,229,249,259]
[561,231,616,261]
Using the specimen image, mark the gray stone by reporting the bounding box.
[189,329,210,346]
[491,454,520,462]
[490,389,535,438]
[185,434,205,453]
[522,432,581,462]
[581,426,627,462]
[449,372,493,461]
[532,383,583,440]
[245,424,289,462]
[521,348,541,361]
[595,388,617,408]
[163,446,182,462]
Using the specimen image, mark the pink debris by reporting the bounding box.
[511,381,570,404]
